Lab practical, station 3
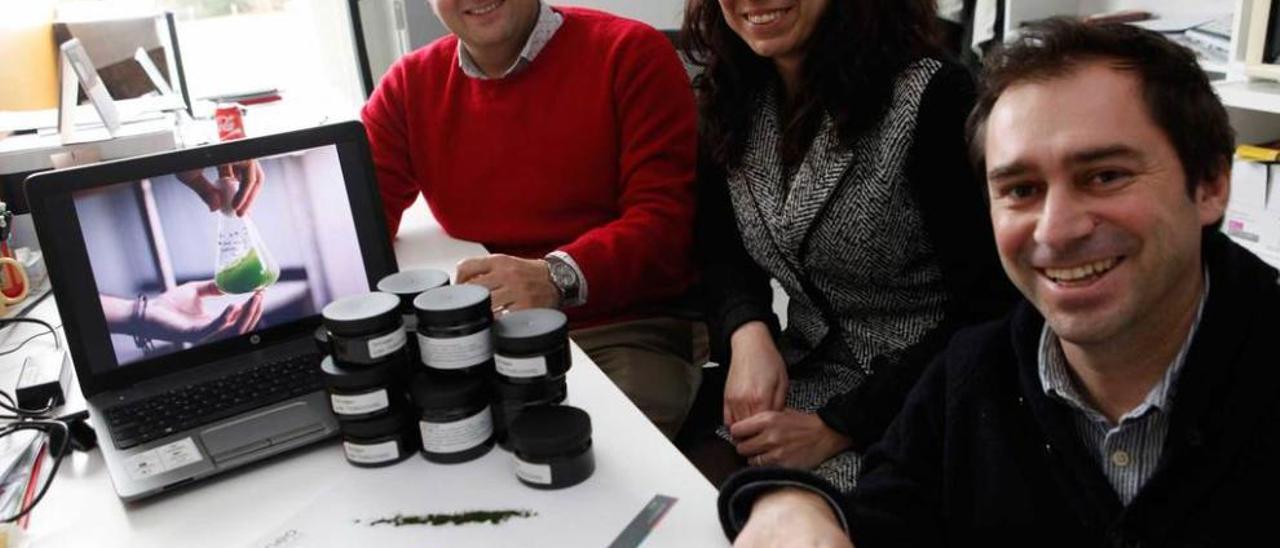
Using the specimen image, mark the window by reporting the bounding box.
[55,0,365,116]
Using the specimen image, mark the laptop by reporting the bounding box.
[25,121,397,500]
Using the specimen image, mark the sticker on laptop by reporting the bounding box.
[123,437,204,481]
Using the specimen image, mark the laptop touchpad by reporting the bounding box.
[200,401,324,463]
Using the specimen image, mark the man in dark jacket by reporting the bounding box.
[718,18,1280,548]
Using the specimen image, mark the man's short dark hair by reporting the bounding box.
[966,18,1234,197]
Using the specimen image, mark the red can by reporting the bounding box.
[215,103,246,141]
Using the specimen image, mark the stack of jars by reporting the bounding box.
[493,309,595,489]
[491,309,571,448]
[317,292,417,468]
[411,283,499,463]
[408,284,578,465]
[319,269,594,487]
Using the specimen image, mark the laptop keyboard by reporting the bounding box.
[103,353,324,450]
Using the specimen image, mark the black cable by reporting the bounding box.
[0,318,63,418]
[0,331,56,358]
[0,420,70,523]
[0,318,60,356]
[0,389,55,420]
[0,317,59,340]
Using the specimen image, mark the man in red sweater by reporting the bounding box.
[361,0,703,437]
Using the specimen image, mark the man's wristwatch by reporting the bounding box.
[544,255,582,308]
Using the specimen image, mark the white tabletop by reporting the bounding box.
[5,198,725,547]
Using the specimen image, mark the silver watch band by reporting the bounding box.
[546,251,587,307]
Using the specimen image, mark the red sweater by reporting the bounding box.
[361,7,697,327]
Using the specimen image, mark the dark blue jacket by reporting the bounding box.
[721,233,1280,547]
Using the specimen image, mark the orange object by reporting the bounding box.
[0,242,25,301]
[215,104,246,141]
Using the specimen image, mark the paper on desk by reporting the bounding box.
[248,450,683,548]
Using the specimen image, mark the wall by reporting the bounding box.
[0,1,58,110]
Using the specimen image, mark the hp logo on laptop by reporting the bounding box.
[250,335,261,345]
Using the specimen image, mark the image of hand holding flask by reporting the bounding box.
[212,166,279,295]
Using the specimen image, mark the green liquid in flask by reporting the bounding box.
[215,248,279,294]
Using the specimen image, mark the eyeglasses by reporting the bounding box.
[0,420,69,526]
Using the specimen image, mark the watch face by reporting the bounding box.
[551,262,576,287]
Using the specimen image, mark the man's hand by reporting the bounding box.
[725,321,789,426]
[734,488,851,548]
[175,160,264,216]
[143,281,265,342]
[456,254,560,312]
[223,160,264,216]
[176,168,223,212]
[730,410,853,470]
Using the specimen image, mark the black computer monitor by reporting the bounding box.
[24,121,397,397]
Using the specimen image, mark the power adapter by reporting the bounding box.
[15,349,71,411]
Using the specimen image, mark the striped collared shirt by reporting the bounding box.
[457,1,563,80]
[454,2,588,305]
[1037,272,1209,505]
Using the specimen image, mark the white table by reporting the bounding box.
[4,198,725,547]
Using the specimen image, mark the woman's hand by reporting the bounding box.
[730,410,853,470]
[724,321,789,426]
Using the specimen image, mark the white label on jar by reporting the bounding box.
[495,354,548,378]
[344,439,400,464]
[418,329,492,370]
[514,456,553,485]
[367,329,407,359]
[419,406,493,454]
[330,389,390,416]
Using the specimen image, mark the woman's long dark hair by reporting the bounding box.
[681,0,941,167]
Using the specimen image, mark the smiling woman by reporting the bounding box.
[682,0,1018,490]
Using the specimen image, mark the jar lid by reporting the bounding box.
[410,372,489,410]
[509,405,591,456]
[413,285,492,328]
[377,269,450,313]
[320,355,404,390]
[322,292,402,337]
[494,309,568,355]
[341,410,409,438]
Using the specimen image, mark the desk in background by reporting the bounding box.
[0,198,724,547]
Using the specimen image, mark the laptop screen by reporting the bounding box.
[70,144,370,369]
[27,122,396,397]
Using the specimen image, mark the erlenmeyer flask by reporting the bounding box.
[213,167,279,294]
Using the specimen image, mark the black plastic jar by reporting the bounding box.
[509,405,594,489]
[493,309,571,382]
[321,292,407,366]
[319,356,405,421]
[377,269,450,334]
[492,376,567,449]
[411,372,495,463]
[341,411,416,468]
[413,285,494,375]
